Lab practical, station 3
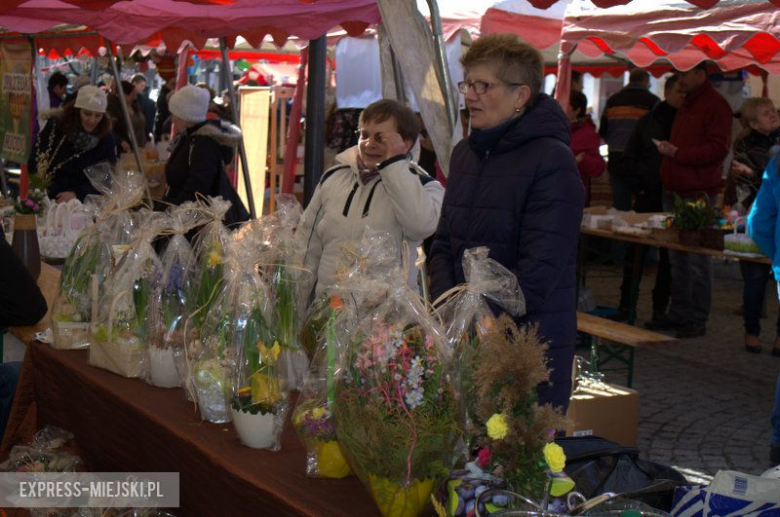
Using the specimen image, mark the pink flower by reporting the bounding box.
[24,199,33,207]
[477,447,492,468]
[32,203,39,211]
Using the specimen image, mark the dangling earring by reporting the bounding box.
[515,108,521,113]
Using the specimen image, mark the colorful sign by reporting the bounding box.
[0,40,33,163]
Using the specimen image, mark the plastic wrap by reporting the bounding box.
[0,426,79,473]
[215,226,288,449]
[333,273,462,517]
[435,247,525,443]
[89,214,165,378]
[294,230,400,478]
[261,195,311,390]
[147,204,210,388]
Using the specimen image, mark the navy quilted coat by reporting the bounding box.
[429,94,585,410]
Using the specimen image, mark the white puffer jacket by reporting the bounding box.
[298,146,444,295]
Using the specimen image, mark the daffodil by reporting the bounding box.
[207,249,221,267]
[257,341,281,363]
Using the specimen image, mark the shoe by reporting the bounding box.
[644,314,684,331]
[676,324,706,339]
[745,334,762,354]
[772,445,780,465]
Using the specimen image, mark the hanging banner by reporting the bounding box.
[238,86,271,216]
[0,40,33,163]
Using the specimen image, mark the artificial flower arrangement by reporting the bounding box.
[147,204,210,388]
[51,166,146,350]
[89,211,166,379]
[333,279,462,517]
[441,315,570,516]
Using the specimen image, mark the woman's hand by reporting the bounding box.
[55,191,77,203]
[575,152,585,164]
[378,132,409,161]
[731,160,754,179]
[656,140,678,157]
[121,141,131,153]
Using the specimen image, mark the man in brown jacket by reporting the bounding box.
[653,62,732,338]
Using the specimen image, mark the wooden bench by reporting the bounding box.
[577,312,678,387]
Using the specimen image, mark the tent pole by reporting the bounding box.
[105,40,144,177]
[303,35,326,207]
[90,56,98,84]
[426,0,456,130]
[219,37,256,219]
[388,44,407,105]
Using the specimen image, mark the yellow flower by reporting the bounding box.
[543,442,566,473]
[486,413,509,440]
[257,341,281,363]
[311,407,327,420]
[207,250,221,267]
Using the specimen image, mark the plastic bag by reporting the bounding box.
[148,204,210,388]
[333,268,462,517]
[89,212,165,378]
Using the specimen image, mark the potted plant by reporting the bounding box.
[672,195,712,247]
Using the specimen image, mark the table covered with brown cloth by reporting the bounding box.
[0,341,379,516]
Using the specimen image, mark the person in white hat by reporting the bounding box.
[162,85,248,225]
[28,85,117,203]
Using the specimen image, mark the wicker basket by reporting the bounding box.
[651,228,679,244]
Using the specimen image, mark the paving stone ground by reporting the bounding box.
[583,259,779,481]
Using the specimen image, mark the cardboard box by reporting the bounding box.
[565,382,640,446]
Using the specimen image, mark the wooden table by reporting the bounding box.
[581,227,771,265]
[3,264,380,516]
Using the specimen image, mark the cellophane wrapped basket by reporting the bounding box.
[89,211,165,378]
[51,166,146,350]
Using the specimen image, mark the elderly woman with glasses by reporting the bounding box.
[298,99,444,296]
[429,34,585,411]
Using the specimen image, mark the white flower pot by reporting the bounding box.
[231,409,279,449]
[149,347,180,388]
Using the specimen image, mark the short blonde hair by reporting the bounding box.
[740,97,776,128]
[460,34,543,105]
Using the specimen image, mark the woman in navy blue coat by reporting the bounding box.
[429,34,585,411]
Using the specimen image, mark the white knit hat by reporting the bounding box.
[74,85,107,113]
[169,85,210,123]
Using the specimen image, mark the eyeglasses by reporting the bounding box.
[457,80,523,95]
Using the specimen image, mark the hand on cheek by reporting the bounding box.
[379,132,409,161]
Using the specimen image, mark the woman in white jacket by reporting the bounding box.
[298,99,444,296]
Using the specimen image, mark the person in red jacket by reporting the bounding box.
[655,62,733,338]
[568,91,605,204]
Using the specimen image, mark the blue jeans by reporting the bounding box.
[0,362,21,443]
[772,372,780,448]
[663,193,714,326]
[742,261,778,337]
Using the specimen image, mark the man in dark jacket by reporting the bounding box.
[599,68,659,211]
[430,93,584,411]
[616,75,684,325]
[132,73,156,141]
[656,62,733,338]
